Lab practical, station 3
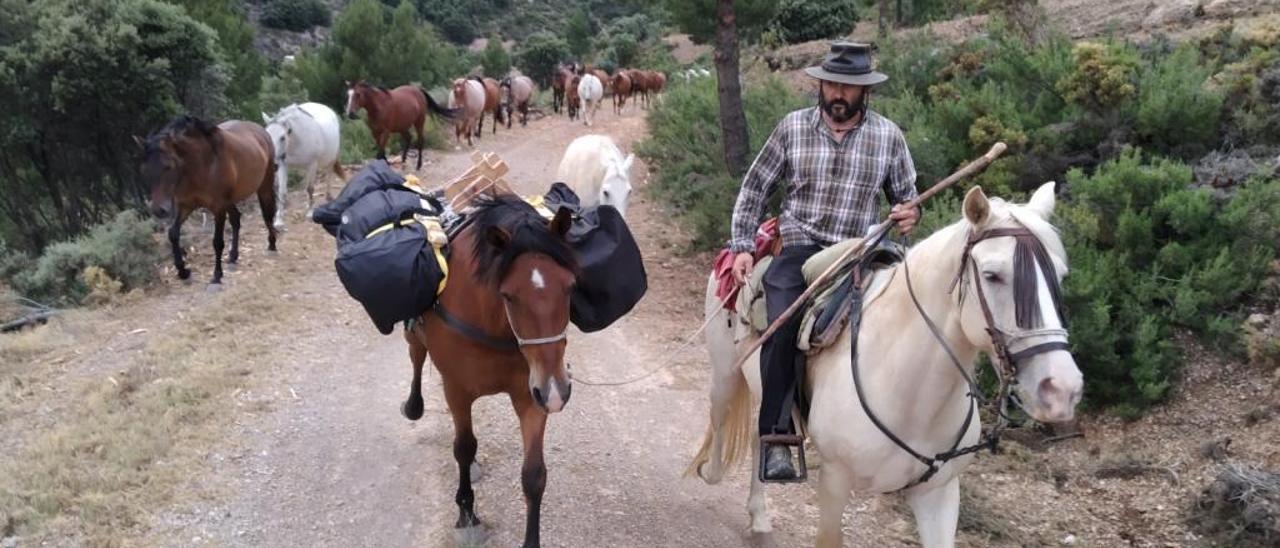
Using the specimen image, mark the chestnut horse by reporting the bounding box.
[626,69,650,109]
[345,80,455,170]
[500,76,536,128]
[479,77,504,135]
[565,75,582,121]
[611,72,632,114]
[550,65,574,115]
[402,196,578,548]
[135,115,277,285]
[646,70,667,104]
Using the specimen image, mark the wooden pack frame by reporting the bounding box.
[444,151,515,211]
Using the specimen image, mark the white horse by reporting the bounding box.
[689,183,1084,547]
[576,73,604,127]
[262,102,342,228]
[555,134,634,217]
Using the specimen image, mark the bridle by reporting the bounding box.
[851,223,1070,491]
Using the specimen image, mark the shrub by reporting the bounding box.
[1134,45,1223,158]
[480,34,511,78]
[1060,150,1280,413]
[515,31,570,88]
[5,211,162,305]
[637,77,807,249]
[260,0,330,32]
[1058,41,1139,113]
[768,0,859,44]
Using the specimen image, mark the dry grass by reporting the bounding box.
[0,270,311,545]
[1192,464,1280,547]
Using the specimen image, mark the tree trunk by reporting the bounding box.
[878,0,891,37]
[714,0,749,178]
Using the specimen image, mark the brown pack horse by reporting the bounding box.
[345,80,455,170]
[402,196,578,548]
[135,115,277,285]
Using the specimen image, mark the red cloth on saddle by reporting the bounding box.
[712,218,780,310]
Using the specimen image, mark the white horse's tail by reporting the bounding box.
[685,368,752,478]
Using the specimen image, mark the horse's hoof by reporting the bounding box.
[453,523,486,547]
[226,261,238,271]
[206,282,223,293]
[401,397,424,421]
[266,248,279,256]
[177,268,191,281]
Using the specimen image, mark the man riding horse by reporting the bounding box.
[729,42,922,482]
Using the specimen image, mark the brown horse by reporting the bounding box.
[647,70,667,103]
[478,77,503,135]
[402,196,578,548]
[135,115,277,285]
[550,64,574,115]
[611,72,632,114]
[626,69,650,109]
[565,75,582,121]
[344,80,455,170]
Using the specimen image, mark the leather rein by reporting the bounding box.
[851,225,1069,491]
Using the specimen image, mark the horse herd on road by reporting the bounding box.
[129,54,1083,548]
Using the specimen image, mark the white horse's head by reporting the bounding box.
[262,106,296,165]
[955,182,1083,423]
[600,152,634,217]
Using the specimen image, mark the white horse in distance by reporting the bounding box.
[555,134,634,217]
[576,74,604,127]
[262,102,342,228]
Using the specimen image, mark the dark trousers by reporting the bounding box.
[758,244,821,437]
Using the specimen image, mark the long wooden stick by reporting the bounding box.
[730,142,1007,370]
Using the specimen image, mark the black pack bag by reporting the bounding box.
[544,183,647,332]
[314,160,447,335]
[334,221,445,335]
[312,160,406,237]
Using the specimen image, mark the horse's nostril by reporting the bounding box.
[531,386,545,407]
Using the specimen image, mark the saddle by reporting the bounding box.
[732,237,905,354]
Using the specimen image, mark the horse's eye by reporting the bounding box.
[982,271,1002,283]
[501,293,514,303]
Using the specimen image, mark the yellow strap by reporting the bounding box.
[523,194,555,220]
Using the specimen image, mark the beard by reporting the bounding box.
[820,92,865,123]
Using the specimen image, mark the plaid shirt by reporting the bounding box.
[729,107,918,253]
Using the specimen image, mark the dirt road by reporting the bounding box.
[140,106,849,548]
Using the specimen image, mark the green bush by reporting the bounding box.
[480,34,511,78]
[515,31,570,88]
[293,0,462,108]
[260,0,331,31]
[637,77,807,249]
[1060,150,1280,414]
[1134,45,1223,158]
[0,0,228,252]
[3,211,162,305]
[768,0,859,44]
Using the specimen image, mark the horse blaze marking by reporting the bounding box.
[346,89,354,114]
[531,268,546,290]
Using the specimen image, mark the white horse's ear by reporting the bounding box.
[1026,181,1057,219]
[261,112,271,123]
[621,153,634,172]
[964,186,990,227]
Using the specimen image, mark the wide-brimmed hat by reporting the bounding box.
[803,42,888,86]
